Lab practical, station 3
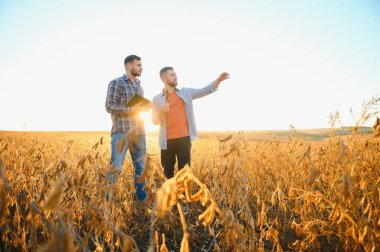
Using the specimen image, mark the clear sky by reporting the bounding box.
[0,0,379,132]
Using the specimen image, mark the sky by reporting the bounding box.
[0,0,379,132]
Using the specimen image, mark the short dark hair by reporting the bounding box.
[124,55,141,65]
[159,66,173,77]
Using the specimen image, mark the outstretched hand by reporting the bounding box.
[218,72,230,82]
[214,72,230,89]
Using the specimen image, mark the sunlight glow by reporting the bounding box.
[139,110,156,132]
[139,111,150,121]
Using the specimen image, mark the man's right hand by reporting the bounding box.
[161,103,170,113]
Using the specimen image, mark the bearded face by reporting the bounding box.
[166,70,177,86]
[128,60,142,77]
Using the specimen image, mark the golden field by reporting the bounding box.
[0,130,379,251]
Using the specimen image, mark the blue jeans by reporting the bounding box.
[107,132,147,201]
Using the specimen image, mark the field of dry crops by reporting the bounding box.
[0,127,379,251]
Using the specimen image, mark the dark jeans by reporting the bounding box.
[161,136,191,178]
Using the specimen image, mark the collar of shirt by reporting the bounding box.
[123,74,141,85]
[161,87,179,97]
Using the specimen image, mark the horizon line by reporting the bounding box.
[0,126,372,134]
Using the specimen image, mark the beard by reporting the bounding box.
[167,80,177,87]
[131,68,141,77]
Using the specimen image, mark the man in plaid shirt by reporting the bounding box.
[105,55,150,201]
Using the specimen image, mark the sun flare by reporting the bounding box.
[139,110,151,122]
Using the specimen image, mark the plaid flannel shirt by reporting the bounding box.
[105,74,145,135]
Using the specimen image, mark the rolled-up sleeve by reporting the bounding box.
[105,80,131,115]
[186,82,217,100]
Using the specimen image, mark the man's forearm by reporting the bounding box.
[152,106,163,125]
[106,103,131,116]
[213,72,229,89]
[156,109,166,124]
[213,79,221,89]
